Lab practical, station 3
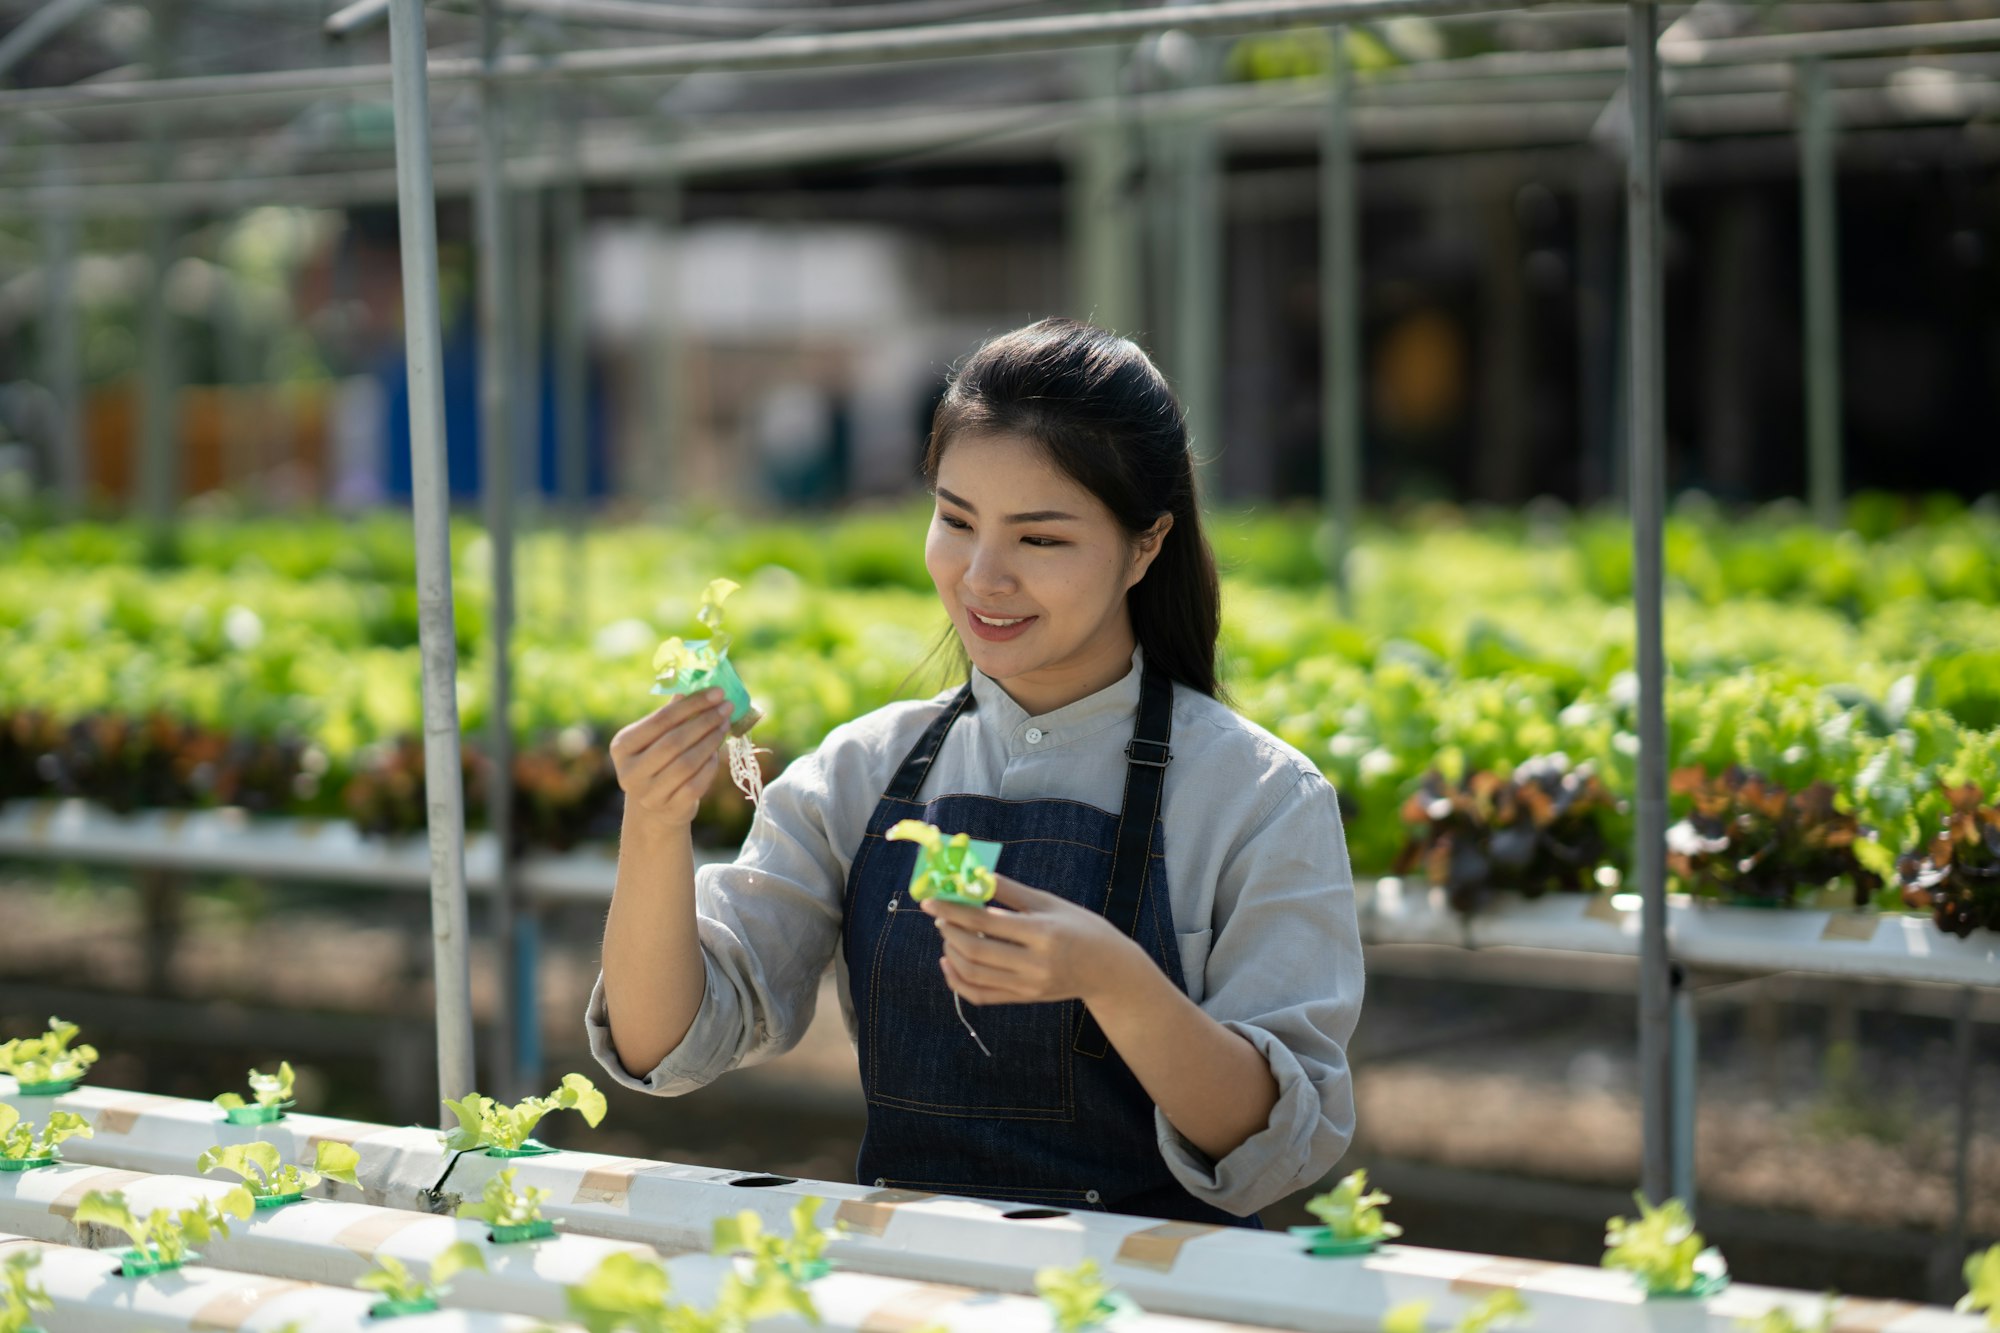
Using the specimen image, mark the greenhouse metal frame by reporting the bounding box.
[2,0,1996,1263]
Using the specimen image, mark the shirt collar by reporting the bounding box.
[968,642,1145,751]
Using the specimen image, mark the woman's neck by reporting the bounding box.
[987,625,1139,718]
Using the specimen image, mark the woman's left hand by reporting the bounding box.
[921,876,1148,1007]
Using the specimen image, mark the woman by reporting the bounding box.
[589,318,1363,1227]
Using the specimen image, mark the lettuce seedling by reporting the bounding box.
[73,1187,255,1274]
[195,1140,359,1202]
[566,1248,816,1333]
[1736,1297,1835,1333]
[441,1074,607,1154]
[1304,1169,1403,1245]
[1602,1193,1728,1295]
[711,1196,832,1285]
[456,1168,554,1242]
[651,578,769,805]
[355,1241,486,1317]
[1035,1259,1135,1333]
[213,1062,295,1119]
[1381,1290,1528,1333]
[0,1250,51,1333]
[886,819,1001,906]
[1961,1244,2000,1328]
[0,1105,93,1165]
[0,1017,98,1089]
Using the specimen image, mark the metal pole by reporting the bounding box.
[637,166,683,511]
[1071,39,1142,336]
[1172,34,1225,507]
[136,218,179,555]
[38,143,83,519]
[1321,24,1361,612]
[0,0,108,79]
[554,91,589,635]
[1670,968,1697,1206]
[387,0,479,1114]
[1797,56,1842,529]
[1626,0,1674,1207]
[475,0,527,1101]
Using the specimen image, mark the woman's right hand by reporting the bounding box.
[610,688,737,827]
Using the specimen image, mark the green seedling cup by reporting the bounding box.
[253,1190,307,1210]
[1286,1225,1382,1257]
[368,1297,440,1318]
[651,642,754,727]
[115,1248,197,1277]
[485,1139,556,1159]
[223,1101,293,1126]
[489,1219,557,1244]
[0,1156,57,1172]
[15,1079,76,1097]
[1642,1272,1730,1300]
[783,1258,833,1283]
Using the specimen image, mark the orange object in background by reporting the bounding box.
[83,380,330,506]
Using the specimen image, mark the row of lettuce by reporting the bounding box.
[2,506,1998,935]
[5,1018,1994,1332]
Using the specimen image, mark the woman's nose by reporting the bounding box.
[964,540,1017,591]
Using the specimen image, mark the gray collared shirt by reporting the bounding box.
[585,642,1364,1217]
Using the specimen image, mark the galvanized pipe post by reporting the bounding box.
[637,163,684,510]
[554,88,589,635]
[1625,0,1674,1207]
[1321,24,1361,613]
[387,0,479,1114]
[1070,37,1142,336]
[475,0,528,1100]
[1797,56,1842,529]
[1171,31,1225,507]
[137,1,182,560]
[38,142,83,518]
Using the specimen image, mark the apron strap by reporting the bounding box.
[881,683,975,805]
[1075,656,1174,1059]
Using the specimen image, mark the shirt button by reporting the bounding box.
[1025,727,1044,744]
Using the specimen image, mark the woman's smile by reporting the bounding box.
[966,605,1039,640]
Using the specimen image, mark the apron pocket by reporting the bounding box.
[864,902,1076,1120]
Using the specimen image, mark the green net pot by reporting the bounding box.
[1286,1226,1383,1257]
[14,1078,77,1097]
[484,1140,556,1159]
[368,1297,439,1318]
[1641,1272,1731,1300]
[489,1219,557,1244]
[0,1156,57,1173]
[115,1249,197,1277]
[222,1101,294,1126]
[253,1190,307,1210]
[651,644,753,726]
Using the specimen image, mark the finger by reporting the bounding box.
[922,898,1032,942]
[634,705,732,778]
[940,955,1019,1005]
[987,874,1056,911]
[939,923,1032,974]
[639,722,727,791]
[625,688,732,751]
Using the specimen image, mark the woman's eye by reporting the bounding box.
[1024,538,1064,548]
[938,513,970,530]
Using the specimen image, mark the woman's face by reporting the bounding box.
[925,431,1169,710]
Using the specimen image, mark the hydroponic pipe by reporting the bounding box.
[388,0,480,1115]
[1624,0,1674,1209]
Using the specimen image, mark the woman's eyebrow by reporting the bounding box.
[935,486,1079,523]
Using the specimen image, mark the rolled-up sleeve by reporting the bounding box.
[1154,767,1364,1216]
[585,736,850,1096]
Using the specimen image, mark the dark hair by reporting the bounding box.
[909,317,1227,703]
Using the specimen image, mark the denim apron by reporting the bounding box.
[840,657,1260,1228]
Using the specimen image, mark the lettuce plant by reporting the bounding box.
[1602,1194,1727,1295]
[1899,785,2000,937]
[0,1106,93,1164]
[1392,757,1617,914]
[73,1187,255,1273]
[0,1017,98,1088]
[0,1250,51,1333]
[566,1247,817,1333]
[456,1168,552,1239]
[1961,1244,2000,1328]
[441,1074,606,1154]
[886,819,1000,905]
[1303,1170,1402,1245]
[1035,1259,1133,1333]
[194,1141,359,1201]
[213,1062,294,1115]
[1381,1290,1527,1333]
[1665,767,1883,909]
[356,1241,486,1317]
[1736,1298,1835,1333]
[651,578,768,805]
[711,1197,832,1285]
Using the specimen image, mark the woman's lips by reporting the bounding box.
[965,608,1038,642]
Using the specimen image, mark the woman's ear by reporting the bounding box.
[1127,513,1174,586]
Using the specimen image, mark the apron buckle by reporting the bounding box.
[1124,739,1173,768]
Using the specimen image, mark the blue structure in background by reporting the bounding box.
[378,305,609,502]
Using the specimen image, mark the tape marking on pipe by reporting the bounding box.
[856,1282,978,1331]
[190,1277,316,1331]
[571,1161,658,1208]
[833,1189,933,1238]
[1583,894,1628,926]
[49,1168,152,1221]
[1447,1257,1558,1294]
[330,1209,434,1257]
[1820,912,1879,942]
[1113,1220,1223,1273]
[93,1098,175,1136]
[1829,1298,1927,1332]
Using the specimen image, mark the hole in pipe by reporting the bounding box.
[1001,1207,1070,1220]
[728,1174,798,1188]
